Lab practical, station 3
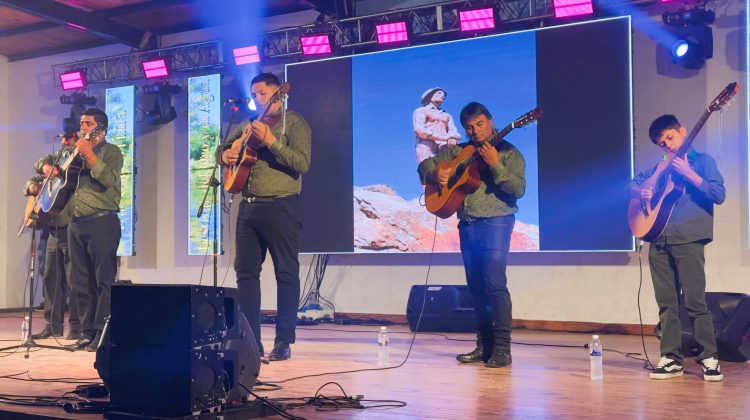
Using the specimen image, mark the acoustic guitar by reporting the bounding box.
[23,195,54,229]
[627,82,739,241]
[39,125,104,215]
[425,107,541,218]
[223,83,290,193]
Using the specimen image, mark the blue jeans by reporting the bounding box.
[459,215,515,352]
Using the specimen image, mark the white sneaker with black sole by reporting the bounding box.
[649,357,684,379]
[698,357,724,382]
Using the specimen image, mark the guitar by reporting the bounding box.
[627,82,739,241]
[39,125,104,215]
[23,195,54,229]
[425,107,542,218]
[223,83,291,193]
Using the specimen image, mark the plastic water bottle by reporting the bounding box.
[377,326,390,367]
[21,315,29,342]
[589,334,603,380]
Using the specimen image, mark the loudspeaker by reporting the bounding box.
[406,285,475,332]
[96,285,260,417]
[657,292,750,362]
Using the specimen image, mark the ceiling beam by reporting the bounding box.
[0,0,149,48]
[0,21,55,38]
[8,39,112,62]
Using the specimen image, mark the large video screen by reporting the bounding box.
[287,16,634,253]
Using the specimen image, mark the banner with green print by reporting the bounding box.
[105,86,135,256]
[188,74,222,255]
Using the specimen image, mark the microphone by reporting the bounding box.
[224,97,252,106]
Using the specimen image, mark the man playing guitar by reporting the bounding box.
[629,114,725,382]
[418,102,526,368]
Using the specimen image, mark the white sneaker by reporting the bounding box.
[649,357,684,379]
[697,357,723,382]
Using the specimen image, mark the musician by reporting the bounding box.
[418,102,526,368]
[65,108,123,352]
[26,154,81,341]
[629,114,725,381]
[413,87,461,163]
[220,72,311,361]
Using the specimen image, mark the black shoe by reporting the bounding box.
[31,326,62,340]
[268,341,291,361]
[485,351,512,368]
[649,357,683,380]
[456,330,487,363]
[65,331,82,340]
[85,341,98,352]
[65,337,92,351]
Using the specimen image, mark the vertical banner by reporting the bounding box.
[105,86,135,256]
[187,74,222,255]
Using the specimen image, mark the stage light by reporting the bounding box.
[669,25,713,69]
[59,92,96,106]
[141,58,169,79]
[459,8,495,31]
[60,70,86,90]
[662,8,715,26]
[376,21,409,45]
[233,45,261,65]
[144,83,180,125]
[553,0,594,18]
[301,34,332,55]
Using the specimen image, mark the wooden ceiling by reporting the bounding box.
[0,0,346,61]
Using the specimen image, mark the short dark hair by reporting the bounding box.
[82,108,108,131]
[648,114,681,144]
[251,72,280,87]
[459,102,493,128]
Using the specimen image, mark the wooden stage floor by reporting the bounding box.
[0,312,748,419]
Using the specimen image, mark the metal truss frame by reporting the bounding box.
[52,0,652,86]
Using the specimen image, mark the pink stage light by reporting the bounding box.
[233,45,260,65]
[459,8,495,31]
[141,58,169,79]
[376,22,408,44]
[60,70,86,90]
[301,34,332,55]
[553,0,594,18]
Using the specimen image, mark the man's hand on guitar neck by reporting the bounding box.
[671,156,703,187]
[477,142,500,167]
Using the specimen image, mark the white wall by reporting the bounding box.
[1,3,748,325]
[0,55,10,307]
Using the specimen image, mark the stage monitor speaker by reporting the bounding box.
[406,285,475,333]
[96,284,260,417]
[656,292,750,362]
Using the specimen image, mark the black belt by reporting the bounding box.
[72,210,116,224]
[245,196,275,203]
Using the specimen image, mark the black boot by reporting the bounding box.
[456,326,493,363]
[485,323,512,368]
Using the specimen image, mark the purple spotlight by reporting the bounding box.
[459,8,495,31]
[60,70,86,90]
[233,45,260,65]
[553,0,594,18]
[301,34,332,55]
[376,21,408,45]
[141,58,169,79]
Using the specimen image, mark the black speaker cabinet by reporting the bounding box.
[96,284,260,417]
[678,292,750,362]
[406,285,475,332]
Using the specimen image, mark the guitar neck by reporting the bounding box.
[676,108,712,157]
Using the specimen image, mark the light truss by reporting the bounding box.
[52,0,654,85]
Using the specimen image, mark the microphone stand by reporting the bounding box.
[196,106,243,287]
[0,217,74,356]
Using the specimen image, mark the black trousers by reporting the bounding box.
[234,195,302,349]
[649,241,717,362]
[41,226,80,334]
[68,213,120,340]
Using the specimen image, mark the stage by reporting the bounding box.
[0,313,748,419]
